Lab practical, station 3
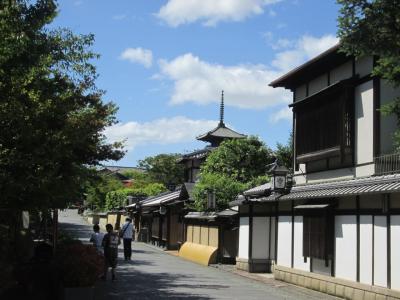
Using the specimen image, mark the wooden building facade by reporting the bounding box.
[236,45,400,299]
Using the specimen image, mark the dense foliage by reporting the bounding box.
[138,154,185,188]
[85,174,124,211]
[192,173,247,211]
[0,0,124,210]
[200,136,275,183]
[337,0,400,149]
[104,183,167,211]
[193,136,275,211]
[275,133,293,170]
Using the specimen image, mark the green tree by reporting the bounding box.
[121,169,153,188]
[86,175,124,211]
[337,0,400,148]
[201,136,275,183]
[104,183,167,211]
[0,0,124,210]
[193,136,274,211]
[138,154,184,188]
[104,190,127,211]
[275,133,293,170]
[192,173,248,211]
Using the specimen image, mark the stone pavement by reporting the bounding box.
[59,209,342,300]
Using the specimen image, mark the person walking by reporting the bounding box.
[102,224,120,281]
[89,224,104,254]
[120,217,134,260]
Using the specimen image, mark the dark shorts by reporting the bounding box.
[105,255,117,268]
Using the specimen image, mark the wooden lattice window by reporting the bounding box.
[303,214,333,263]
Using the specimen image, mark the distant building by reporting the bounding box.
[99,166,145,187]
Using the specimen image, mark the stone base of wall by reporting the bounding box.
[236,258,274,273]
[274,265,400,300]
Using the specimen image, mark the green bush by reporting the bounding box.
[56,243,103,287]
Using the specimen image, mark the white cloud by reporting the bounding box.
[156,34,337,110]
[269,106,292,123]
[156,0,281,27]
[158,53,291,109]
[120,47,153,68]
[271,34,338,72]
[104,117,218,150]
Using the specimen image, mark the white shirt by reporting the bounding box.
[90,232,105,253]
[121,222,133,239]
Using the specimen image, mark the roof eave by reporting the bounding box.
[269,44,343,89]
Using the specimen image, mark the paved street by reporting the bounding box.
[59,210,341,300]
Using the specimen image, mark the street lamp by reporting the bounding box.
[207,189,216,210]
[269,160,289,192]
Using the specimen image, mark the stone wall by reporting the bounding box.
[274,265,400,300]
[236,258,274,273]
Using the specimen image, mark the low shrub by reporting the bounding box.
[56,243,103,287]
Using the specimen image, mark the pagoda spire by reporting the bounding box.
[219,90,225,127]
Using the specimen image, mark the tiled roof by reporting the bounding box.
[196,124,246,142]
[280,174,400,200]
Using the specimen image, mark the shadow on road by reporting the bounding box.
[95,264,222,300]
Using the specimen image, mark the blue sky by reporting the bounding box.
[52,0,340,166]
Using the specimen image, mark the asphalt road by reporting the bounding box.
[59,209,341,300]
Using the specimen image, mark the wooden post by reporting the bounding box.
[52,209,58,254]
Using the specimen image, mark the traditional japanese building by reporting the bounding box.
[130,92,246,254]
[178,91,246,183]
[177,91,246,264]
[235,45,400,299]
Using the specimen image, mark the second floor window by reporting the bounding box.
[294,81,354,170]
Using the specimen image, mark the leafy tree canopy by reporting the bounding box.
[274,133,293,170]
[192,173,248,212]
[337,0,400,148]
[0,0,124,210]
[104,183,167,211]
[138,154,184,189]
[121,169,153,188]
[201,136,275,183]
[85,175,124,211]
[193,136,274,211]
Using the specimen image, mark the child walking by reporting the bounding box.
[102,223,120,281]
[89,224,104,254]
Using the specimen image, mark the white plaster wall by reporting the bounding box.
[380,79,399,154]
[238,217,249,259]
[391,215,400,291]
[374,216,387,287]
[277,216,292,267]
[335,215,357,281]
[309,73,328,95]
[293,216,310,271]
[360,215,373,285]
[330,60,353,84]
[355,163,375,178]
[294,163,307,184]
[355,80,374,165]
[252,217,269,259]
[295,84,307,101]
[355,56,373,78]
[304,168,354,184]
[313,258,331,276]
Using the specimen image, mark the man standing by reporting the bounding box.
[120,217,134,260]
